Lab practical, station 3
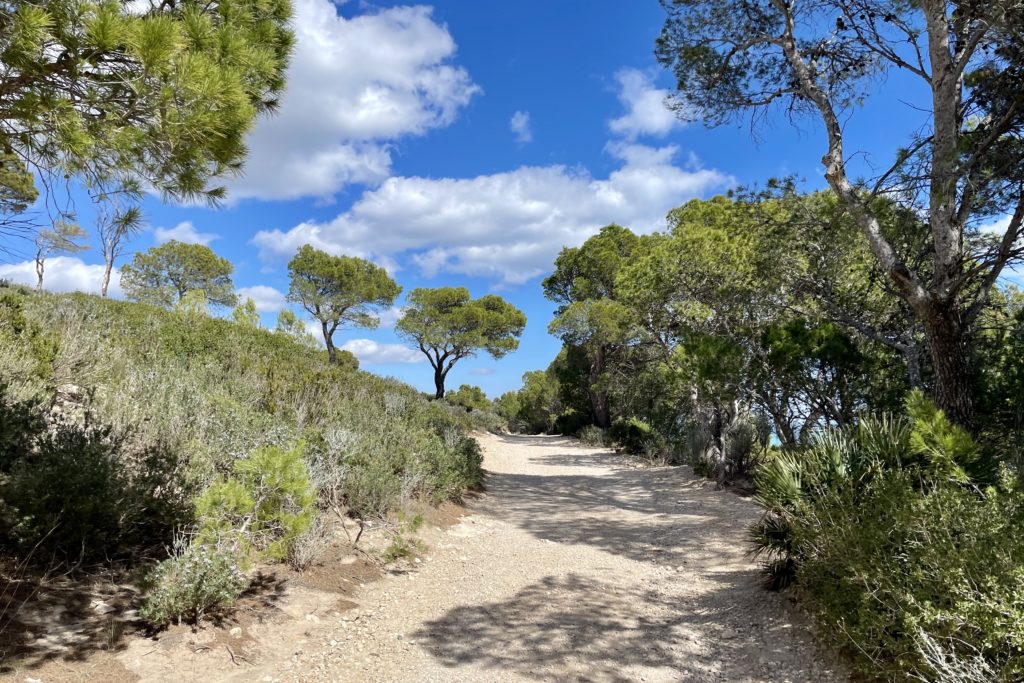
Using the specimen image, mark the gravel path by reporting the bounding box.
[122,433,847,682]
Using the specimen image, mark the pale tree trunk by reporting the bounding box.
[773,0,976,428]
[101,258,113,298]
[34,253,44,291]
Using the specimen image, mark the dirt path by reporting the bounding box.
[118,433,846,683]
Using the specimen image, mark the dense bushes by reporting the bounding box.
[0,285,484,622]
[0,419,189,564]
[751,391,1021,680]
[577,425,607,446]
[608,416,657,455]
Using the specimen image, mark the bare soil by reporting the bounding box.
[3,433,847,683]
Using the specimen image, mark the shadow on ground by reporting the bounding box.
[412,434,826,683]
[0,570,288,674]
[480,434,754,571]
[413,571,805,683]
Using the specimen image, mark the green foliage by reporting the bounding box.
[326,408,483,520]
[174,288,209,317]
[608,416,656,455]
[577,425,608,447]
[287,245,400,363]
[751,394,1021,679]
[195,443,316,563]
[0,151,38,218]
[397,287,526,398]
[543,224,639,306]
[34,221,89,288]
[139,544,249,626]
[494,391,521,423]
[0,292,58,388]
[543,225,640,429]
[445,384,490,412]
[274,308,319,349]
[0,417,189,565]
[232,298,260,328]
[504,370,561,434]
[0,285,481,574]
[0,0,294,204]
[976,289,1024,475]
[553,409,588,437]
[379,512,427,564]
[121,240,237,308]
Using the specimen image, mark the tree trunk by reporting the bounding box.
[433,366,446,399]
[589,344,611,428]
[34,256,43,291]
[101,259,113,297]
[322,321,338,364]
[919,300,975,429]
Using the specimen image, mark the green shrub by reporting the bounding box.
[0,388,45,473]
[340,455,404,520]
[195,443,316,563]
[445,384,491,412]
[379,513,426,564]
[578,425,607,446]
[140,544,249,626]
[797,477,1024,681]
[0,285,481,573]
[553,409,588,436]
[0,418,187,564]
[609,416,656,455]
[751,391,1021,680]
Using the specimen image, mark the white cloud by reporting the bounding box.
[304,320,325,344]
[153,221,219,246]
[510,111,532,143]
[227,0,479,202]
[0,257,122,297]
[340,338,424,364]
[978,215,1014,235]
[252,143,731,284]
[376,306,406,328]
[608,69,684,141]
[236,285,288,313]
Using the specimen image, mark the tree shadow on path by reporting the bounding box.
[412,435,843,682]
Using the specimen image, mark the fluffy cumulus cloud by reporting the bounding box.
[510,110,532,143]
[0,257,122,297]
[340,338,423,364]
[153,221,219,245]
[608,69,684,141]
[252,142,731,284]
[228,0,479,202]
[376,306,406,328]
[236,285,288,313]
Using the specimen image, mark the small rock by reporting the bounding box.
[230,627,243,638]
[90,599,116,614]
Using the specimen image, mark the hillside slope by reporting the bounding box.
[0,284,482,630]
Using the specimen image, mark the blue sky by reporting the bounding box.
[0,0,979,398]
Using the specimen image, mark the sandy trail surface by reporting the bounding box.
[118,433,846,683]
